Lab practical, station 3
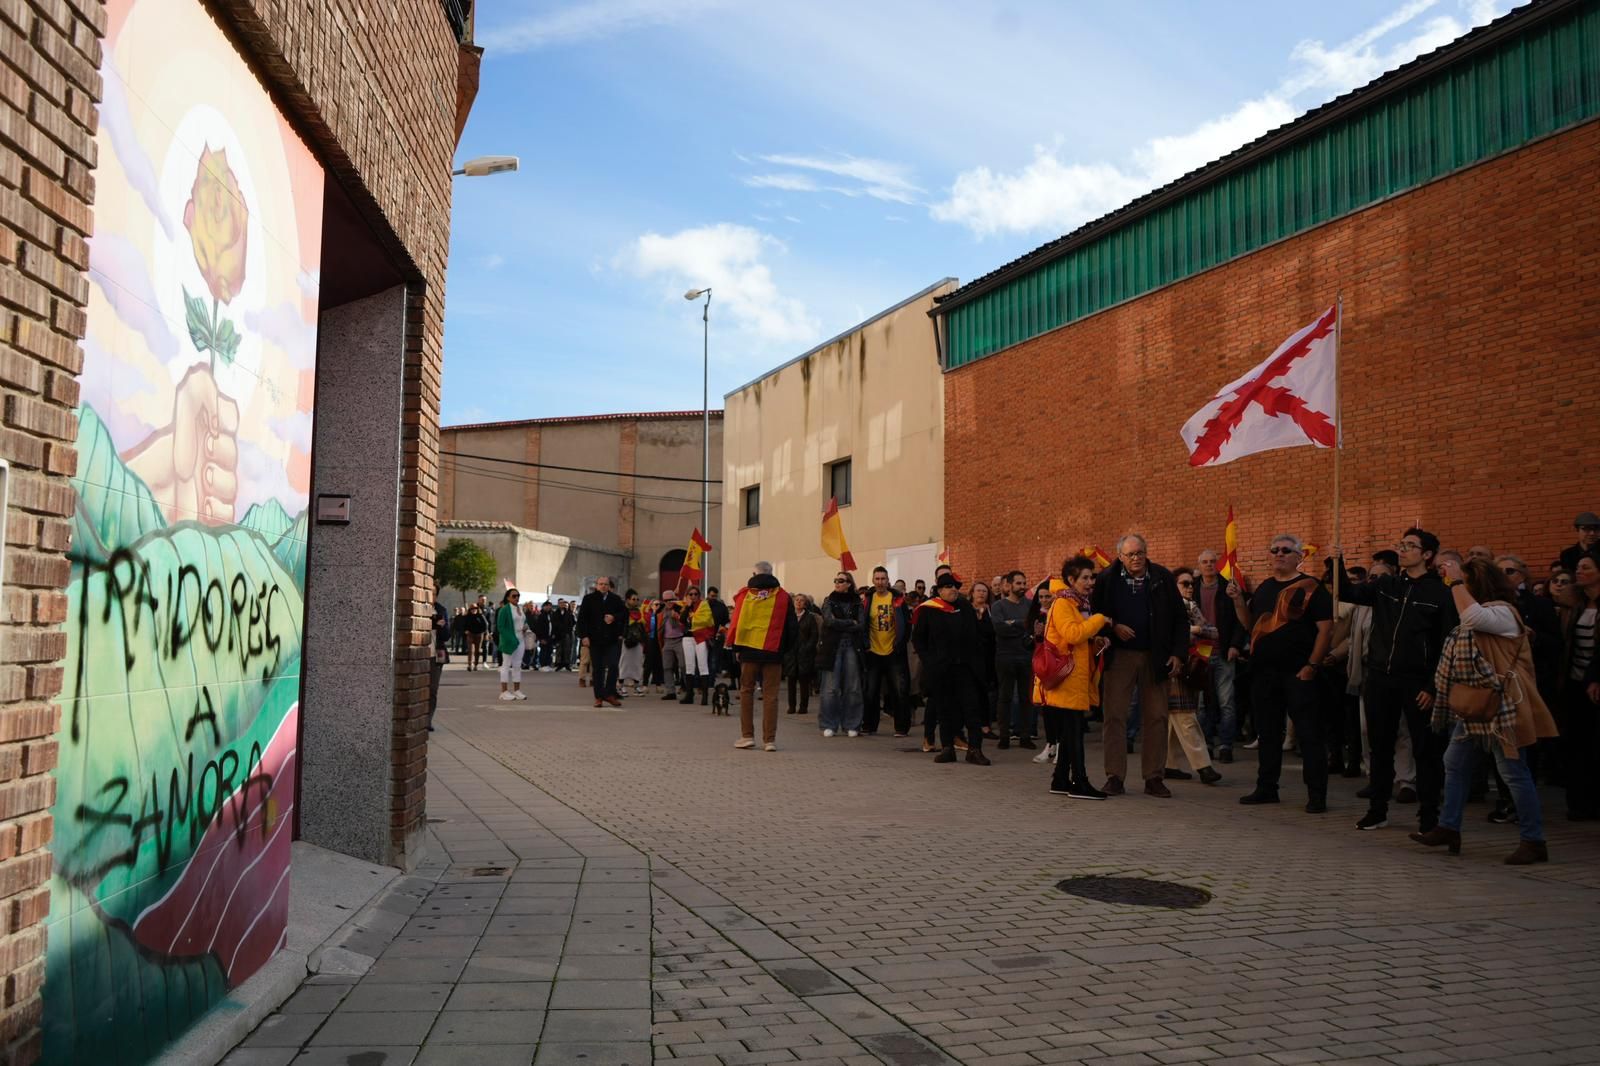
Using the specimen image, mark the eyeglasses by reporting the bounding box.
[833,578,849,585]
[1397,541,1424,552]
[1121,550,1146,558]
[1267,546,1301,555]
[1176,581,1194,588]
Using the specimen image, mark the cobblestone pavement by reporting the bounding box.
[231,665,1600,1065]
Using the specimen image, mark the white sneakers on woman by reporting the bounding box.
[1033,743,1057,764]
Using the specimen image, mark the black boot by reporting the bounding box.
[933,747,957,763]
[700,684,710,707]
[678,685,695,705]
[966,746,991,766]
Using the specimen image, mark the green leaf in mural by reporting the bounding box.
[214,317,240,364]
[69,404,167,568]
[183,286,213,352]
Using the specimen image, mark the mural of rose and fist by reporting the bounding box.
[44,0,324,1061]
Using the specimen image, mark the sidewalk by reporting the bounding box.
[226,665,1600,1065]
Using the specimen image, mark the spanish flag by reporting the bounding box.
[690,598,717,643]
[1080,545,1112,569]
[680,527,712,585]
[820,496,856,572]
[1221,506,1239,582]
[728,585,792,652]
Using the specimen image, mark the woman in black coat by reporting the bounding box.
[784,593,821,715]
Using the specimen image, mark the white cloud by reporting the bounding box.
[484,253,506,270]
[478,0,728,52]
[933,0,1510,237]
[744,173,820,192]
[619,223,818,347]
[750,153,922,204]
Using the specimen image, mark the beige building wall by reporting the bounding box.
[439,522,632,602]
[721,280,955,601]
[441,412,722,596]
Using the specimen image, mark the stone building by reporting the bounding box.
[0,0,476,1061]
[721,281,954,598]
[440,411,725,597]
[933,0,1600,584]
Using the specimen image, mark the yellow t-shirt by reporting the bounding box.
[868,591,896,656]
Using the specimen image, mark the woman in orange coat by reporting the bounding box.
[1036,555,1113,799]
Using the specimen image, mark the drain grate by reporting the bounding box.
[1055,875,1211,909]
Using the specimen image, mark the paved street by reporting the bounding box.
[229,665,1600,1066]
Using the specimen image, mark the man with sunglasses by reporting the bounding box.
[1336,528,1458,834]
[1227,535,1333,813]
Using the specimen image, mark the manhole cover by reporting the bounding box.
[1055,876,1211,909]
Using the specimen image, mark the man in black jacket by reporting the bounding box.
[1090,534,1189,797]
[912,573,990,766]
[1559,511,1600,574]
[552,601,575,671]
[578,577,628,708]
[1337,527,1459,833]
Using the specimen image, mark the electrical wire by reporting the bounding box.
[441,449,711,485]
[444,457,721,507]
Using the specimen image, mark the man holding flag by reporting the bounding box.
[726,561,798,751]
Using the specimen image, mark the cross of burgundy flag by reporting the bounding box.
[1181,306,1339,467]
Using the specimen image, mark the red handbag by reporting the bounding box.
[1032,639,1075,691]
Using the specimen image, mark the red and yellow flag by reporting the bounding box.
[820,497,856,571]
[690,598,717,643]
[727,585,791,652]
[680,528,712,586]
[1221,506,1239,582]
[1080,545,1112,569]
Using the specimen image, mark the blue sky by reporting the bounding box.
[442,0,1510,424]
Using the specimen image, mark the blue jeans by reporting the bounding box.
[1441,722,1543,841]
[819,644,863,733]
[1204,654,1238,749]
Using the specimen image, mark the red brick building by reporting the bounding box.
[933,0,1599,584]
[0,0,477,1061]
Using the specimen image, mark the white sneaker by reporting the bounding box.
[1032,744,1051,764]
[847,730,859,738]
[498,692,516,702]
[734,737,756,749]
[823,729,836,738]
[513,691,527,701]
[763,742,776,752]
[1049,743,1059,764]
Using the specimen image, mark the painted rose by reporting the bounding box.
[183,146,248,303]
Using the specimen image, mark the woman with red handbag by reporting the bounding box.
[1037,556,1113,799]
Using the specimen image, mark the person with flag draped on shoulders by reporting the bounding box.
[912,572,991,766]
[726,561,798,751]
[674,585,717,707]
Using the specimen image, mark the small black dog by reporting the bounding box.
[711,682,731,716]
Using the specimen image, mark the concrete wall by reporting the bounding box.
[943,119,1600,585]
[720,282,953,601]
[440,523,631,602]
[442,415,723,596]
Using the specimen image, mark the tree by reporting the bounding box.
[436,538,498,604]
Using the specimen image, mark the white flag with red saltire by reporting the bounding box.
[1181,306,1338,467]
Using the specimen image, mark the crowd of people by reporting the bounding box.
[443,510,1600,867]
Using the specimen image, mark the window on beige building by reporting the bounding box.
[827,457,852,506]
[742,485,761,527]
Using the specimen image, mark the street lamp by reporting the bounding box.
[683,287,711,540]
[452,155,519,177]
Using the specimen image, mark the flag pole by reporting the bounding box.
[1332,294,1343,602]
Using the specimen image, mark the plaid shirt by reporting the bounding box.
[1431,626,1516,743]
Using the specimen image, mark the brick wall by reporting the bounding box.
[207,0,463,862]
[944,119,1600,586]
[0,0,103,1061]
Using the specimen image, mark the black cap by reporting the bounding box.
[934,573,962,591]
[1575,511,1600,527]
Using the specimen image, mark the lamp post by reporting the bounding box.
[683,288,712,539]
[451,155,520,177]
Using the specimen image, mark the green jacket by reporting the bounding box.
[496,603,523,655]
